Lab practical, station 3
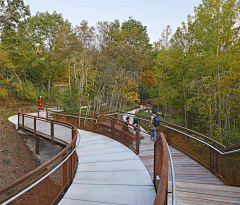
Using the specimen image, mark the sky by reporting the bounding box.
[24,0,202,43]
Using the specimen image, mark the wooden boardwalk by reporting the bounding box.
[139,137,240,204]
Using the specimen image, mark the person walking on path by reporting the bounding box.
[149,110,158,141]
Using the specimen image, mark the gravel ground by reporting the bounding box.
[23,133,62,165]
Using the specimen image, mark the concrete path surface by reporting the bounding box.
[59,129,156,205]
[8,113,156,205]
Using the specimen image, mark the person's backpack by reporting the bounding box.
[153,115,160,127]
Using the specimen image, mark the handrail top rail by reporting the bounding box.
[19,113,75,128]
[48,110,94,118]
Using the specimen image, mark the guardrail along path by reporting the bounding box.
[138,136,240,204]
[15,113,156,205]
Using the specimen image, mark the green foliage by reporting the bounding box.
[3,158,10,165]
[7,188,15,195]
[1,0,240,146]
[146,0,240,145]
[136,110,152,118]
[57,87,79,113]
[0,0,30,32]
[14,82,40,103]
[3,148,9,154]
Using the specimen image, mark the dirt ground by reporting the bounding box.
[0,109,40,187]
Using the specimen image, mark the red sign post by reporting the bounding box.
[39,94,42,110]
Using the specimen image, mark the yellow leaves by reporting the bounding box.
[140,71,158,86]
[14,83,23,93]
[123,91,139,102]
[121,77,140,102]
[0,75,10,85]
[0,88,8,97]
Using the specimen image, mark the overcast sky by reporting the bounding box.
[24,0,202,43]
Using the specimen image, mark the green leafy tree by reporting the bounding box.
[22,11,71,100]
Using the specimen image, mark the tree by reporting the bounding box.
[22,11,71,100]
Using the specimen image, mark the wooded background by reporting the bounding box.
[1,0,240,145]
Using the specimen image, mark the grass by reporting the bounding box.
[0,110,16,119]
[16,146,20,150]
[3,158,10,165]
[3,148,9,154]
[136,110,152,118]
[8,130,13,134]
[2,142,7,146]
[7,188,15,195]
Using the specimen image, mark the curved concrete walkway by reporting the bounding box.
[8,114,156,205]
[59,129,156,205]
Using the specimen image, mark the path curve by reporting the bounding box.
[8,113,156,205]
[59,129,156,205]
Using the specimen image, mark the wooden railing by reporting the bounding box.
[49,110,141,154]
[112,110,240,186]
[154,132,169,205]
[0,113,78,205]
[49,110,172,204]
[5,106,239,204]
[158,120,240,186]
[90,110,240,187]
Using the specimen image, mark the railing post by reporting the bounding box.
[17,113,20,130]
[51,120,54,145]
[34,116,39,154]
[210,142,217,174]
[111,118,115,137]
[46,107,48,119]
[22,114,24,132]
[167,127,171,145]
[93,114,97,133]
[34,117,36,138]
[72,116,75,126]
[136,129,139,154]
[72,127,75,141]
